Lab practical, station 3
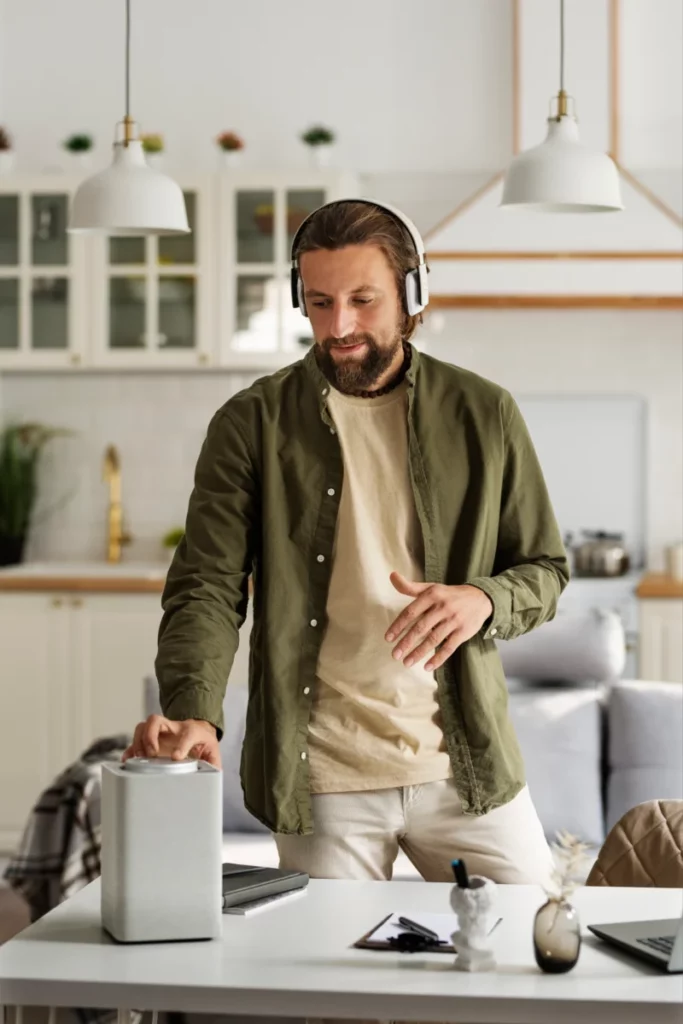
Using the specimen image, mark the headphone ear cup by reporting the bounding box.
[296,273,308,318]
[404,269,424,316]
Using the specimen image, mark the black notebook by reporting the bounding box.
[221,862,309,910]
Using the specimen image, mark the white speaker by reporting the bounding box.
[101,757,223,943]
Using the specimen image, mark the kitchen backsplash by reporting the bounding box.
[1,309,681,569]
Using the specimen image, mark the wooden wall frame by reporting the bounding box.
[426,0,683,310]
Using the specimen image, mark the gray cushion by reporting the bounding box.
[143,676,268,835]
[498,609,625,684]
[606,680,683,832]
[508,687,605,846]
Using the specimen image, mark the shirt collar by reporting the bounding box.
[303,341,420,402]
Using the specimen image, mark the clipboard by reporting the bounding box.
[354,912,457,954]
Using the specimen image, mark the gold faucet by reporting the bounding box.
[103,444,132,563]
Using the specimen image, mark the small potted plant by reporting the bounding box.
[0,127,15,175]
[162,526,184,564]
[216,131,244,169]
[63,133,94,171]
[141,133,165,169]
[0,423,68,567]
[300,124,336,167]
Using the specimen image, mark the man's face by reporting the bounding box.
[299,244,404,393]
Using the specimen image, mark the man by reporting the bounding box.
[126,199,569,885]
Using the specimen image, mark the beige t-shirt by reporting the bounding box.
[308,381,452,793]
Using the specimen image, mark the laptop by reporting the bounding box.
[588,914,683,972]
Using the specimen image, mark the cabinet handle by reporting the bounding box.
[71,597,83,608]
[198,353,209,365]
[52,597,63,608]
[70,353,82,366]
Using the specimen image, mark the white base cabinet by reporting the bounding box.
[639,599,683,683]
[0,592,161,851]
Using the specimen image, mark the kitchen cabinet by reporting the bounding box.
[0,592,161,850]
[0,178,89,369]
[639,597,683,683]
[1,169,358,372]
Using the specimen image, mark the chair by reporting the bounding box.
[586,799,683,887]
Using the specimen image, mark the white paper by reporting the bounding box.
[367,912,459,945]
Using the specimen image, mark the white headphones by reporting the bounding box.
[290,198,429,319]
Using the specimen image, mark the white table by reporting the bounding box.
[0,880,681,1024]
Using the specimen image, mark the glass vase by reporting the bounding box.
[533,898,581,973]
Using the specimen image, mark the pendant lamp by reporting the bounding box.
[500,0,623,213]
[68,0,189,235]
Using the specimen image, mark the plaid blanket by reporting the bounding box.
[3,734,130,922]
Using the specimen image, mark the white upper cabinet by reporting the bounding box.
[0,178,88,369]
[217,170,358,371]
[89,176,215,369]
[0,169,358,372]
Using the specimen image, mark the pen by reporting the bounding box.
[451,858,470,888]
[397,916,440,941]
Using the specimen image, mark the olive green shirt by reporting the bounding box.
[156,344,569,834]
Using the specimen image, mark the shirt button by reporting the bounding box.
[327,488,335,496]
[330,427,336,434]
[303,686,310,695]
[310,619,318,627]
[490,628,498,637]
[321,388,328,396]
[300,751,307,760]
[316,554,325,563]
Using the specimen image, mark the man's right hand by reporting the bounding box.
[122,716,222,768]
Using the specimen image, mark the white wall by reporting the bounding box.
[0,0,513,174]
[2,309,681,572]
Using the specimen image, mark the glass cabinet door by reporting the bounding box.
[103,188,207,363]
[0,187,83,365]
[0,195,20,351]
[226,180,337,361]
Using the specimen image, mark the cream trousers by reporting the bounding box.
[276,780,554,888]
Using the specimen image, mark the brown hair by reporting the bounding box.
[293,200,427,342]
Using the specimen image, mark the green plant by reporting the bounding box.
[0,127,12,152]
[63,133,93,153]
[300,124,335,147]
[216,131,244,152]
[162,526,184,549]
[0,423,67,539]
[141,133,164,154]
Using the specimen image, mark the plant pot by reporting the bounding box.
[533,898,581,974]
[70,151,93,171]
[145,152,165,170]
[0,534,26,568]
[308,143,333,168]
[0,151,16,176]
[220,149,242,168]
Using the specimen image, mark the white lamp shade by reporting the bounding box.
[68,139,189,235]
[500,117,623,213]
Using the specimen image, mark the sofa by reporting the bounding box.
[145,607,683,881]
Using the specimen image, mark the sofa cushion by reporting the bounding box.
[508,687,605,847]
[498,609,626,684]
[606,680,683,832]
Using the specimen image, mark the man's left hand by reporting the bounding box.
[385,572,494,671]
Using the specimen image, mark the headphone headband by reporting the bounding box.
[290,197,429,318]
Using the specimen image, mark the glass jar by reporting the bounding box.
[533,898,581,973]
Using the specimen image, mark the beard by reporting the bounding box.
[314,331,403,394]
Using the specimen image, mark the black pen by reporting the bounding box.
[451,858,470,888]
[397,916,440,941]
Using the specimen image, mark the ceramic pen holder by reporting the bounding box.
[450,875,498,971]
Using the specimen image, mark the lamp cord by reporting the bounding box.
[559,0,565,93]
[125,0,131,119]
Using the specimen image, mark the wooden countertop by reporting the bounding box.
[636,573,683,599]
[0,574,166,594]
